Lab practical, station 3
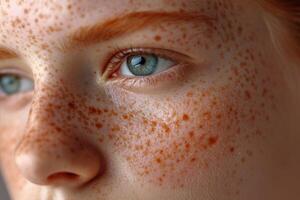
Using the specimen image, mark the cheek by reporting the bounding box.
[104,53,279,189]
[107,90,228,188]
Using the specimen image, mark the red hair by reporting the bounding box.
[260,0,300,56]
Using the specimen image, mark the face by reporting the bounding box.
[0,0,299,200]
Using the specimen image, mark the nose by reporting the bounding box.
[15,136,101,188]
[14,92,103,188]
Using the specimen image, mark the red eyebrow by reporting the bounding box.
[60,11,214,51]
[0,47,18,60]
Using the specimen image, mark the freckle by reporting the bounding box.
[122,114,129,120]
[185,143,190,150]
[175,119,181,128]
[126,156,131,161]
[158,177,163,183]
[265,115,270,121]
[95,123,103,129]
[182,114,189,121]
[186,91,193,97]
[245,90,251,100]
[68,101,76,109]
[98,138,104,143]
[108,133,114,140]
[111,125,120,132]
[203,112,211,120]
[151,121,157,128]
[24,8,29,14]
[188,131,194,138]
[246,150,253,157]
[241,157,246,163]
[154,35,161,41]
[67,4,72,10]
[208,136,218,146]
[146,140,151,147]
[158,149,164,155]
[229,146,235,153]
[142,118,148,125]
[162,123,170,134]
[111,110,118,116]
[240,62,247,67]
[155,157,162,164]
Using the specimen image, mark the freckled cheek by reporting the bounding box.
[106,68,276,188]
[106,92,231,187]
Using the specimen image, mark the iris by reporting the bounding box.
[0,75,21,95]
[126,54,158,76]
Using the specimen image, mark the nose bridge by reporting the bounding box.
[16,78,72,155]
[27,56,107,127]
[29,80,74,125]
[18,72,95,154]
[14,77,103,187]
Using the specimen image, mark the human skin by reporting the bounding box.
[0,0,299,199]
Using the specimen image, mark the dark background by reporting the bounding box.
[0,174,10,200]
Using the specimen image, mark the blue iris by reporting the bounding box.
[0,75,21,95]
[127,54,158,76]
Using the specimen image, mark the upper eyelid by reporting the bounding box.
[0,59,33,78]
[0,68,33,80]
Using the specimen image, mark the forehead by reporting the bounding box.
[0,0,204,55]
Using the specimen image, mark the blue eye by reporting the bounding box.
[0,74,34,96]
[127,54,158,76]
[120,54,174,77]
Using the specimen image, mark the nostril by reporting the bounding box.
[15,141,102,187]
[47,172,80,182]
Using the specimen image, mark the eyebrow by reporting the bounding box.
[0,47,18,60]
[0,11,214,59]
[59,11,214,51]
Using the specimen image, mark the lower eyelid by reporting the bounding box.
[0,91,33,110]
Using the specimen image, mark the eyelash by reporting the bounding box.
[103,47,189,90]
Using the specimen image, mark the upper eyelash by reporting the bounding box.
[108,47,153,65]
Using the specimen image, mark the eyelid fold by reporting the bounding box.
[0,66,33,80]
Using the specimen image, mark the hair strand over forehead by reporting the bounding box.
[261,0,300,50]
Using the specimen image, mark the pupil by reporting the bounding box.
[0,75,20,95]
[132,56,146,66]
[127,54,158,76]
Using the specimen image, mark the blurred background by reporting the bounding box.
[0,174,10,200]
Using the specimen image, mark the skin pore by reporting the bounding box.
[0,0,300,200]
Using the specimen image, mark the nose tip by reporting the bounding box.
[15,144,102,188]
